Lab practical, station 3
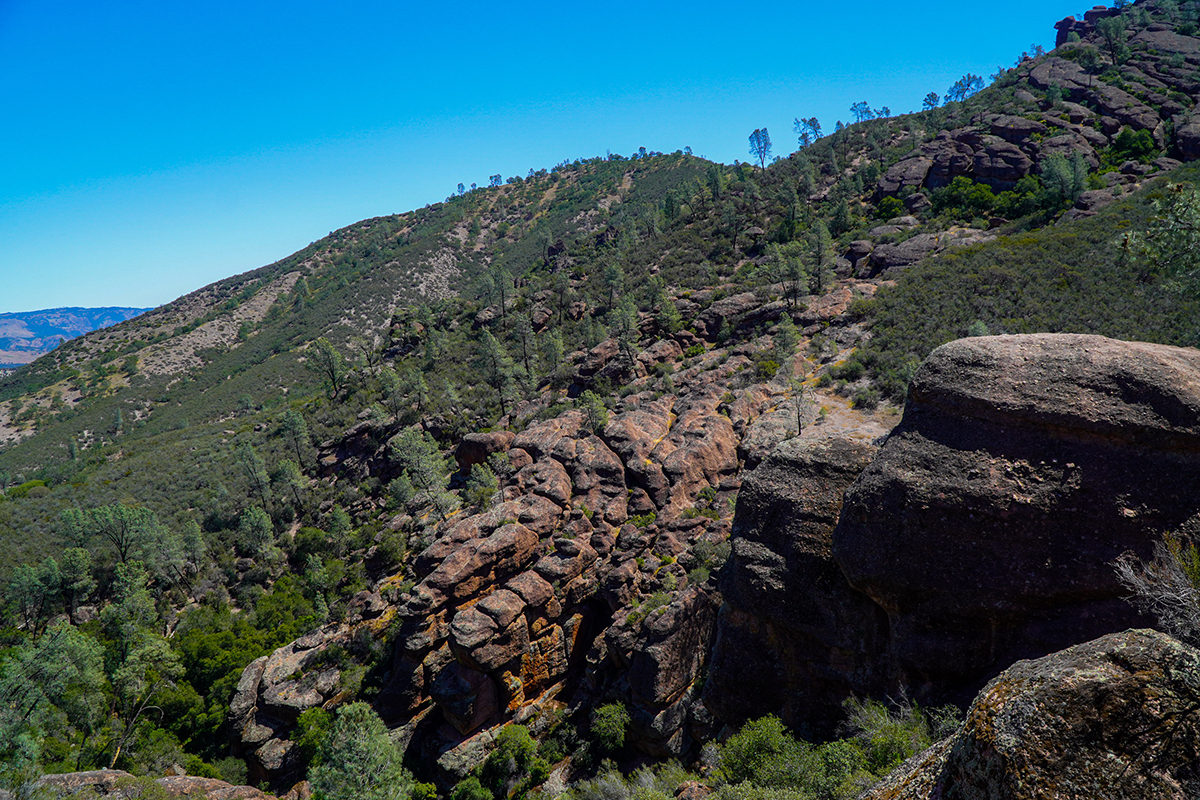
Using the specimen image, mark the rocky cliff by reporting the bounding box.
[713,333,1200,732]
[227,300,893,785]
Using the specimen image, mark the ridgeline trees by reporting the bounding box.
[748,128,772,172]
[945,73,984,102]
[794,116,822,148]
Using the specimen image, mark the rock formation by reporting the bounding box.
[712,333,1200,731]
[837,334,1200,704]
[864,629,1200,800]
[33,770,276,800]
[705,436,882,738]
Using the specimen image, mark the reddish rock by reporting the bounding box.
[534,537,599,584]
[506,570,557,612]
[477,588,526,629]
[513,457,573,507]
[423,523,541,607]
[37,772,277,800]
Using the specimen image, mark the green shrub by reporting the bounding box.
[876,196,904,219]
[590,703,630,754]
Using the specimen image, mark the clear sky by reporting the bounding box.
[0,0,1085,314]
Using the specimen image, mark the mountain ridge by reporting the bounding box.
[4,2,1200,796]
[0,306,150,367]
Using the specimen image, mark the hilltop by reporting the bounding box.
[4,1,1200,797]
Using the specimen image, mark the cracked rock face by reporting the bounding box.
[865,629,1200,800]
[706,435,881,736]
[835,334,1200,705]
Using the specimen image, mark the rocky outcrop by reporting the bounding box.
[35,770,275,799]
[232,625,376,783]
[836,334,1200,706]
[710,333,1200,736]
[865,629,1200,800]
[706,436,881,736]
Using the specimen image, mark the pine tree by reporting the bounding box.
[475,331,516,418]
[310,703,416,800]
[388,428,459,523]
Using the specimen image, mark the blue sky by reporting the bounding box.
[0,0,1084,313]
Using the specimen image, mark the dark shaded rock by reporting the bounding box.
[987,114,1047,143]
[973,139,1034,191]
[693,292,760,341]
[904,193,931,213]
[865,629,1200,800]
[835,334,1200,707]
[878,155,934,195]
[707,436,881,735]
[629,586,720,707]
[1036,131,1099,170]
[926,137,976,188]
[431,661,500,735]
[454,431,516,473]
[1177,117,1200,162]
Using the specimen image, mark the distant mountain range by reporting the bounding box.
[0,307,150,367]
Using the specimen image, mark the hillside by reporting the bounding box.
[0,307,149,368]
[4,1,1200,797]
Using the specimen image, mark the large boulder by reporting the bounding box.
[706,435,881,736]
[35,771,276,799]
[865,629,1200,800]
[835,334,1200,706]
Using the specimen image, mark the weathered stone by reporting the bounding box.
[454,431,516,472]
[254,738,296,773]
[629,587,720,707]
[836,334,1200,707]
[513,457,573,506]
[605,398,676,508]
[865,630,1200,800]
[707,435,881,734]
[926,136,976,188]
[477,588,526,629]
[431,661,499,735]
[423,523,540,606]
[1176,117,1200,162]
[973,140,1034,190]
[987,114,1047,143]
[692,292,760,341]
[878,156,933,195]
[36,771,276,800]
[868,233,943,274]
[230,655,267,728]
[534,536,599,584]
[1036,132,1099,170]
